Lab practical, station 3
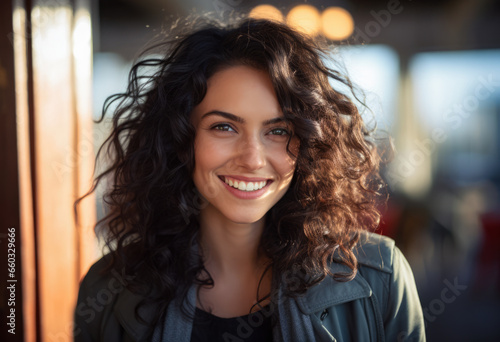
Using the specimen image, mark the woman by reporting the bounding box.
[74,17,425,341]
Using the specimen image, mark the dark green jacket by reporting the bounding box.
[74,232,425,341]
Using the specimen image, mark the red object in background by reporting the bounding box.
[376,201,402,240]
[476,209,500,292]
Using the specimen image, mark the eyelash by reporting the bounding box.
[211,123,235,132]
[210,124,290,136]
[270,128,290,136]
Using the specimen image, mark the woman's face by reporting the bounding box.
[191,65,298,225]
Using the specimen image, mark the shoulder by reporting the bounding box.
[74,254,128,341]
[296,231,412,312]
[76,253,131,303]
[353,230,396,274]
[77,248,138,300]
[300,232,425,340]
[350,231,400,313]
[79,254,114,289]
[354,232,426,340]
[353,232,426,340]
[352,231,419,299]
[296,232,398,314]
[74,253,160,342]
[352,231,413,303]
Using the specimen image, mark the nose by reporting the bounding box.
[234,136,266,170]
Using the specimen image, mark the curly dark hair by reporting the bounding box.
[76,16,386,335]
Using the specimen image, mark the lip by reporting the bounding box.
[218,176,273,200]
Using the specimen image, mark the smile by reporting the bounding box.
[222,176,269,192]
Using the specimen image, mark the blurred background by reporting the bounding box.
[1,0,500,341]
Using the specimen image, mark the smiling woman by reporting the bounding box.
[192,66,297,228]
[74,17,425,342]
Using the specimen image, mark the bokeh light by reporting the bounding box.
[249,4,284,22]
[321,7,354,41]
[286,4,321,36]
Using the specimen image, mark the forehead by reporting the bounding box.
[191,65,283,123]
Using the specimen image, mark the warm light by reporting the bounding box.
[72,10,92,60]
[286,5,321,36]
[13,5,37,342]
[31,6,72,84]
[249,4,284,22]
[321,7,354,40]
[73,9,93,119]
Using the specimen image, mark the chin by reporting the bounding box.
[222,209,267,225]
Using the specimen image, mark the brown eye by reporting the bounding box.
[212,124,235,132]
[269,128,290,136]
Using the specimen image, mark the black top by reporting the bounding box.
[190,306,274,342]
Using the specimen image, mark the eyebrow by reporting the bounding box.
[201,110,286,126]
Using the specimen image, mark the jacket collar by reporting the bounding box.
[113,270,373,341]
[114,287,156,341]
[295,261,373,315]
[112,233,385,340]
[296,232,391,315]
[112,267,373,340]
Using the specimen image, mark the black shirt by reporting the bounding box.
[190,306,273,342]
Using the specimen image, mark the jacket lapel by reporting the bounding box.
[113,284,197,342]
[295,262,373,315]
[113,288,157,341]
[295,232,389,315]
[111,249,376,340]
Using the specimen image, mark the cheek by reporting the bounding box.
[193,136,230,179]
[193,144,220,200]
[284,138,300,178]
[270,146,297,182]
[194,146,212,180]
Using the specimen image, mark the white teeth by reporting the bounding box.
[223,177,267,191]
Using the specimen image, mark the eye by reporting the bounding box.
[269,128,290,136]
[211,123,235,132]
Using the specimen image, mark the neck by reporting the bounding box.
[198,206,268,277]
